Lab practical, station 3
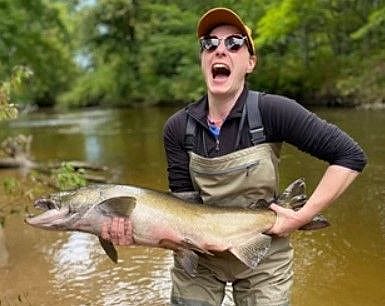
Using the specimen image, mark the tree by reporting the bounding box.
[0,0,78,106]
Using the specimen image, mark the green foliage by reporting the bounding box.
[336,51,385,105]
[0,0,79,106]
[52,162,86,191]
[1,0,384,106]
[2,177,21,195]
[135,3,204,104]
[252,0,385,104]
[351,5,385,41]
[0,66,33,120]
[255,0,301,46]
[58,1,204,107]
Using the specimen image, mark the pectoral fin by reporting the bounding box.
[99,236,118,263]
[159,239,201,277]
[230,233,272,269]
[175,248,199,277]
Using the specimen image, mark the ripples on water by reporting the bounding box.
[43,232,173,305]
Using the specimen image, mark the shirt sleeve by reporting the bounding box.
[261,95,367,172]
[163,109,195,192]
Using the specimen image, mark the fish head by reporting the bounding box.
[25,185,107,231]
[25,184,138,264]
[25,184,137,233]
[25,197,77,231]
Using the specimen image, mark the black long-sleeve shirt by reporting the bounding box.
[163,89,367,192]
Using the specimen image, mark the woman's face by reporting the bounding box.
[200,25,256,98]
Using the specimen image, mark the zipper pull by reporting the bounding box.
[215,138,220,151]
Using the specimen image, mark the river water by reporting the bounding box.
[0,106,384,306]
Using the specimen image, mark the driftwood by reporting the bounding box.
[0,157,36,168]
[0,157,108,173]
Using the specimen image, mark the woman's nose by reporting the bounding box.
[214,41,227,56]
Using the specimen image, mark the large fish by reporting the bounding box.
[25,179,329,276]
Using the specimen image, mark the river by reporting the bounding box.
[0,106,384,306]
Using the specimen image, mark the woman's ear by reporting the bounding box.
[247,55,257,73]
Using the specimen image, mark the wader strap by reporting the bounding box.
[234,103,247,150]
[183,90,265,151]
[184,114,196,152]
[247,91,266,145]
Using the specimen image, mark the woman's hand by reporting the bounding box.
[266,204,308,237]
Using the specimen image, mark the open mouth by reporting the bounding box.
[25,198,69,227]
[212,63,231,79]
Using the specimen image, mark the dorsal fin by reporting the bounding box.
[98,196,136,216]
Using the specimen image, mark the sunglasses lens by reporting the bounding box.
[200,37,219,51]
[225,35,245,51]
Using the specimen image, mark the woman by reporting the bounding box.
[162,7,366,306]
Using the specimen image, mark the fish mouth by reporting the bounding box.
[25,198,71,229]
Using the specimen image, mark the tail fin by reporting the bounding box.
[276,178,306,208]
[279,178,330,230]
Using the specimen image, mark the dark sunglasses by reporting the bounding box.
[199,34,248,52]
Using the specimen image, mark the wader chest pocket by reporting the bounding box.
[190,161,260,177]
[190,158,277,207]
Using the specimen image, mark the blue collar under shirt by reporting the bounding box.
[207,119,221,151]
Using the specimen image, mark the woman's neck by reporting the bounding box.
[207,87,244,127]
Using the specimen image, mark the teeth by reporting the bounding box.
[213,63,229,70]
[212,63,231,78]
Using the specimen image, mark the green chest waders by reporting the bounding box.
[171,92,293,306]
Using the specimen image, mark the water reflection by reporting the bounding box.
[46,231,174,305]
[51,233,97,283]
[85,136,103,162]
[92,249,173,305]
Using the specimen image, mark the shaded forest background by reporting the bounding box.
[1,0,384,109]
